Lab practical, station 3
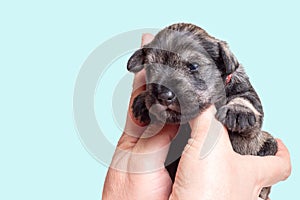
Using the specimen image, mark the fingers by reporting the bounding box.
[187,106,231,157]
[120,81,147,149]
[274,139,291,173]
[132,33,154,89]
[131,33,154,102]
[123,34,154,130]
[121,123,179,173]
[141,33,154,46]
[247,139,291,187]
[136,123,179,153]
[189,105,217,137]
[125,33,154,120]
[118,33,155,148]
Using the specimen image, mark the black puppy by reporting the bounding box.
[127,23,277,199]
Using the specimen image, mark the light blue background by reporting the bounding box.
[0,0,299,199]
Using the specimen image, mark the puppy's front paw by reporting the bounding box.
[132,92,150,124]
[216,105,257,133]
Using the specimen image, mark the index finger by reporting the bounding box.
[141,33,155,46]
[132,33,154,90]
[118,34,154,147]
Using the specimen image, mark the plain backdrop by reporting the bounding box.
[0,0,299,199]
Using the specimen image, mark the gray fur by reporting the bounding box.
[127,23,277,200]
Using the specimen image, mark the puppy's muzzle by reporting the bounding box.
[158,89,176,106]
[153,84,177,106]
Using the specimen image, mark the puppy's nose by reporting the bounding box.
[158,90,176,105]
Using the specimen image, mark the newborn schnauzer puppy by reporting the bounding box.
[127,23,277,199]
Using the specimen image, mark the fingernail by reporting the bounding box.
[141,33,154,46]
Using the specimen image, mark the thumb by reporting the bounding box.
[250,139,291,187]
[125,123,179,173]
[189,105,217,139]
[187,105,229,158]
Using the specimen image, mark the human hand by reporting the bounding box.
[102,34,179,200]
[169,106,291,200]
[102,34,291,200]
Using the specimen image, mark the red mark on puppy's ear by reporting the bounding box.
[225,74,232,85]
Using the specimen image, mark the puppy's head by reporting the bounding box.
[127,24,239,123]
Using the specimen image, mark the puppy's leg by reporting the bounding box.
[216,96,262,134]
[257,131,278,156]
[131,91,151,124]
[229,130,277,200]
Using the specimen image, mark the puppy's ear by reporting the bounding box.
[127,49,145,73]
[218,42,239,75]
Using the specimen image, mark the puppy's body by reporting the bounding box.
[127,23,277,199]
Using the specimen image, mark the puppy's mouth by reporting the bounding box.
[149,100,181,114]
[146,98,199,124]
[164,103,181,112]
[147,102,180,123]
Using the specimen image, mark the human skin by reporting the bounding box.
[102,34,291,200]
[169,106,291,200]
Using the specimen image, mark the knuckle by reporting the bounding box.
[282,162,292,180]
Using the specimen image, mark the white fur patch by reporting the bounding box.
[227,97,261,116]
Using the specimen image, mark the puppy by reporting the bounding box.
[127,23,277,199]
